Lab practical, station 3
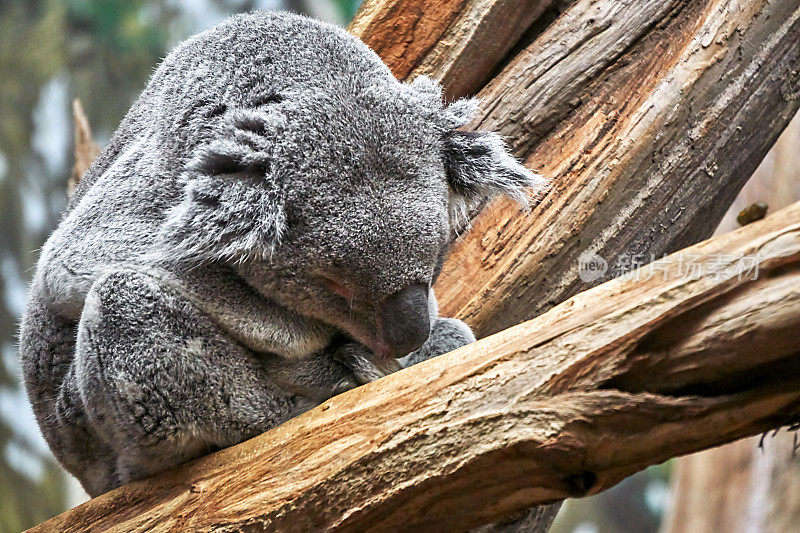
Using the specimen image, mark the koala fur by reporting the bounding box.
[19,11,545,496]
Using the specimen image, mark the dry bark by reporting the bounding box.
[349,0,552,99]
[435,0,800,338]
[350,2,799,529]
[68,98,99,197]
[28,201,800,532]
[663,111,800,533]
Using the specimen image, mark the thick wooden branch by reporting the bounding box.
[349,0,551,98]
[349,1,798,529]
[436,0,800,337]
[31,202,800,532]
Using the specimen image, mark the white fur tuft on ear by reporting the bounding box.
[156,174,286,265]
[157,106,287,265]
[444,130,548,233]
[188,108,282,178]
[407,76,478,129]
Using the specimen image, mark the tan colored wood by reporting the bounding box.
[349,0,551,98]
[663,110,800,533]
[436,0,800,339]
[68,98,99,197]
[28,202,800,532]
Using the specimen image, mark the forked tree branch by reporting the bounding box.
[30,200,800,532]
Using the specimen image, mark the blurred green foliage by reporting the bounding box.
[334,0,362,21]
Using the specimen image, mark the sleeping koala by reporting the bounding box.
[19,11,545,496]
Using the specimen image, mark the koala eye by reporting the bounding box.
[317,273,353,299]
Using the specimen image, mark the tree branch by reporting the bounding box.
[349,0,552,98]
[351,1,799,529]
[436,0,800,337]
[30,201,800,532]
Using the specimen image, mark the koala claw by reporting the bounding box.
[333,377,359,395]
[334,343,400,385]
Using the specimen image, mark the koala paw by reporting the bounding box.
[432,318,476,353]
[400,317,476,368]
[333,343,401,385]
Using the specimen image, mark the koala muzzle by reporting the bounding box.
[379,284,431,358]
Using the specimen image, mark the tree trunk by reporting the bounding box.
[435,0,800,338]
[663,112,800,533]
[352,1,800,529]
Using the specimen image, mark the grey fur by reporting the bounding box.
[19,11,544,496]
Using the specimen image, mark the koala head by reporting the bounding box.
[158,15,545,358]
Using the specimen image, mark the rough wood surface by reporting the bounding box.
[435,0,800,338]
[351,1,799,529]
[663,110,800,533]
[349,0,551,98]
[29,201,800,532]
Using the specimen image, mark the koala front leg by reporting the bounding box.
[400,317,476,368]
[72,269,355,494]
[265,349,362,402]
[155,263,337,359]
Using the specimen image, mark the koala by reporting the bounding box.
[19,11,545,497]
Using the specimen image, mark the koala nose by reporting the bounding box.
[379,284,431,358]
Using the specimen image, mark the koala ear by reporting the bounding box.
[444,129,547,208]
[157,107,287,264]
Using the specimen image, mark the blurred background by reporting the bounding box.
[0,1,797,531]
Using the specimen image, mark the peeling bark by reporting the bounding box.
[663,110,800,533]
[349,0,552,99]
[436,0,800,339]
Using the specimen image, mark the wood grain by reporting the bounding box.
[436,0,800,338]
[349,0,551,98]
[663,108,800,533]
[29,202,800,532]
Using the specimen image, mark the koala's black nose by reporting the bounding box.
[379,284,431,358]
